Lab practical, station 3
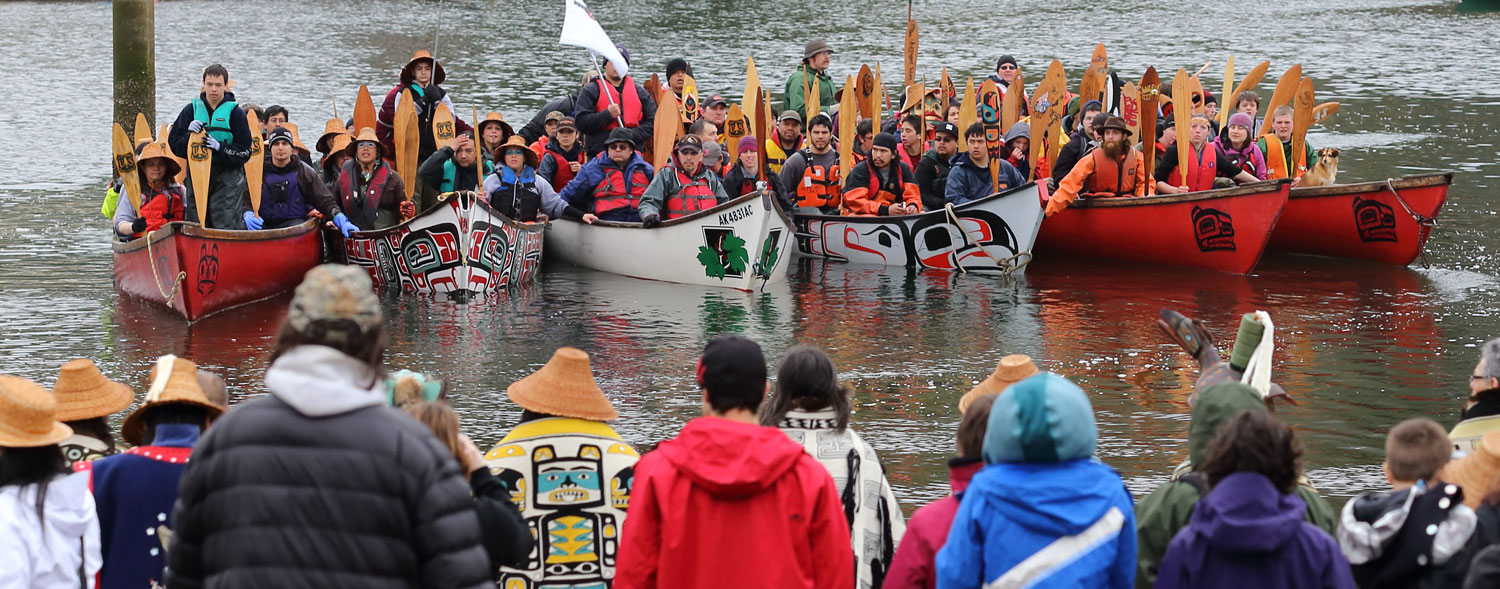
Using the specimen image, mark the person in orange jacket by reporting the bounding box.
[840,132,922,216]
[1045,116,1148,217]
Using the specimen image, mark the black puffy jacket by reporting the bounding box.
[165,378,492,589]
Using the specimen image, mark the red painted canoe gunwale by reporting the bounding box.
[1269,173,1452,265]
[112,219,324,322]
[1035,180,1290,274]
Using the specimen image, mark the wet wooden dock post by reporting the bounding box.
[113,0,154,133]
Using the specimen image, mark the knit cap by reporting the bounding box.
[1228,112,1254,129]
[737,135,758,153]
[983,373,1097,464]
[873,132,899,152]
[286,265,381,343]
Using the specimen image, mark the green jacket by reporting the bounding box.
[638,163,730,219]
[1133,382,1339,588]
[782,63,836,123]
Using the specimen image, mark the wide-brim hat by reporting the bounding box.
[497,135,540,169]
[804,39,832,60]
[316,118,350,154]
[399,50,446,86]
[508,347,618,421]
[477,111,515,139]
[959,354,1039,413]
[1443,430,1500,508]
[136,142,183,183]
[0,375,73,448]
[347,127,387,159]
[1098,115,1132,136]
[121,355,223,447]
[51,359,133,422]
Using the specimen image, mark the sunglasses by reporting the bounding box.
[677,148,701,155]
[998,64,1017,71]
[608,143,632,151]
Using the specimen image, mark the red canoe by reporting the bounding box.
[113,220,324,322]
[1035,180,1290,274]
[1268,173,1452,265]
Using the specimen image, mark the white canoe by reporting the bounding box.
[545,191,793,291]
[793,183,1043,272]
[345,191,544,299]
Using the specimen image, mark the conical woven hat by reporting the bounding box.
[51,359,134,422]
[508,348,618,421]
[121,355,223,446]
[0,375,72,448]
[958,354,1039,413]
[317,118,350,154]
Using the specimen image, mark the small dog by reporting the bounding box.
[1299,147,1340,187]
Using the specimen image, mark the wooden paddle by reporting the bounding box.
[1078,44,1108,105]
[724,104,748,162]
[1029,60,1069,183]
[111,123,143,213]
[682,75,701,122]
[1312,102,1341,125]
[652,86,680,171]
[394,89,419,200]
[354,85,376,134]
[839,75,856,176]
[1139,67,1161,189]
[1121,81,1141,141]
[1262,64,1303,132]
[1224,60,1270,120]
[978,79,1002,172]
[1001,67,1024,133]
[1171,69,1193,191]
[874,63,887,132]
[1186,75,1206,115]
[188,130,212,224]
[133,112,153,148]
[743,58,761,131]
[808,76,821,118]
[645,74,662,116]
[245,110,265,216]
[941,67,956,108]
[801,63,812,121]
[1291,77,1315,177]
[755,88,773,183]
[434,103,456,145]
[856,64,876,122]
[958,76,977,138]
[161,124,187,184]
[904,17,918,89]
[1217,56,1236,128]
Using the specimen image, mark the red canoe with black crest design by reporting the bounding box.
[1268,173,1452,266]
[1035,180,1290,274]
[112,219,323,322]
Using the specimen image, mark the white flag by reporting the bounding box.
[559,0,628,77]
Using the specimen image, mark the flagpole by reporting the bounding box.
[588,51,627,128]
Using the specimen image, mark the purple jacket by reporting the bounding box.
[1156,472,1355,589]
[1214,137,1268,180]
[885,458,984,589]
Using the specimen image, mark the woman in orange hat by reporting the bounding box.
[376,50,472,164]
[50,358,134,466]
[111,142,186,241]
[333,128,405,233]
[484,347,638,589]
[0,375,102,587]
[476,111,515,163]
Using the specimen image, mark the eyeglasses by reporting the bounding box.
[677,148,701,155]
[998,64,1017,71]
[1473,374,1490,382]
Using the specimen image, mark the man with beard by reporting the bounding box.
[915,121,960,211]
[946,123,1026,206]
[1154,115,1259,195]
[1045,116,1150,216]
[841,132,921,216]
[765,110,804,176]
[778,113,841,214]
[243,127,341,230]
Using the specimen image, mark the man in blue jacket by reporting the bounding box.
[167,64,254,229]
[946,123,1026,205]
[557,128,654,223]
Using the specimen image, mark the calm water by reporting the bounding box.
[2,0,1500,508]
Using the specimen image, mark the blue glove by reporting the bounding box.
[333,213,358,238]
[242,211,263,230]
[204,135,222,151]
[187,120,205,133]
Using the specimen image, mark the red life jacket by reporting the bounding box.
[542,148,588,190]
[594,163,649,217]
[595,77,643,131]
[863,160,910,206]
[793,149,841,208]
[666,165,718,219]
[1083,148,1139,198]
[135,183,186,237]
[1167,142,1219,192]
[338,161,392,229]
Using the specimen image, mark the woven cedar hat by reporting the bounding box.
[958,354,1040,413]
[477,111,515,139]
[508,348,618,421]
[51,359,134,422]
[1443,430,1500,508]
[121,355,224,447]
[498,135,540,169]
[316,118,350,155]
[279,122,311,154]
[0,375,73,448]
[347,127,387,160]
[400,50,447,86]
[136,142,183,181]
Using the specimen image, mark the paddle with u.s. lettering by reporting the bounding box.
[188,130,212,225]
[1171,68,1193,192]
[354,85,376,135]
[433,103,456,146]
[1291,77,1315,178]
[111,123,143,213]
[1139,67,1161,188]
[725,103,748,163]
[245,110,265,217]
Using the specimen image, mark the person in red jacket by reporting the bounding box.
[614,335,853,589]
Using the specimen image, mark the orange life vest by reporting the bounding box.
[595,77,644,131]
[794,149,841,209]
[1083,148,1139,198]
[594,164,649,217]
[666,165,717,219]
[1262,135,1300,180]
[135,183,186,237]
[1167,142,1220,192]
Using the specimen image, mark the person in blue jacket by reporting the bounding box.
[936,372,1136,589]
[946,122,1027,206]
[556,128,654,223]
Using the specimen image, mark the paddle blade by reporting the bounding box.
[1139,67,1160,188]
[111,123,143,214]
[757,89,773,183]
[434,103,455,145]
[958,77,977,139]
[743,58,760,131]
[941,68,956,107]
[653,87,680,171]
[1263,64,1303,131]
[1172,69,1193,190]
[1078,43,1108,104]
[1121,82,1141,141]
[187,130,212,224]
[725,104,747,162]
[682,75,701,122]
[856,64,876,122]
[808,76,821,118]
[978,79,1002,163]
[1292,77,1315,177]
[1312,101,1341,125]
[1001,67,1023,132]
[873,63,885,132]
[904,18,918,88]
[1218,55,1235,127]
[245,110,264,215]
[839,76,856,175]
[1030,60,1069,182]
[354,85,376,135]
[1229,61,1271,118]
[133,112,153,148]
[474,105,483,194]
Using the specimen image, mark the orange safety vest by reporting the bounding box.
[794,149,841,208]
[134,184,186,238]
[594,164,649,217]
[595,77,644,131]
[1083,148,1138,198]
[1261,135,1301,180]
[665,166,717,219]
[1167,142,1219,192]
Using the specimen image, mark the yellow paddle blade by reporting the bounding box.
[1029,61,1068,183]
[958,76,977,139]
[1121,81,1141,141]
[1172,68,1193,190]
[188,130,212,224]
[394,90,419,201]
[245,110,264,215]
[1312,102,1341,125]
[1263,64,1303,130]
[1228,61,1271,118]
[1002,66,1024,133]
[873,63,885,132]
[653,86,680,171]
[839,75,856,175]
[1292,77,1316,177]
[682,75,701,122]
[725,104,747,163]
[111,123,143,213]
[904,19,918,89]
[808,77,821,119]
[133,112,153,147]
[743,57,760,132]
[856,64,876,122]
[1218,55,1235,128]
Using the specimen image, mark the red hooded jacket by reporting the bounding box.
[614,417,853,589]
[883,457,984,589]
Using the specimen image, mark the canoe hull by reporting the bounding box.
[112,219,323,322]
[344,192,544,297]
[545,192,793,291]
[1269,173,1452,265]
[1035,181,1290,274]
[793,183,1044,272]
